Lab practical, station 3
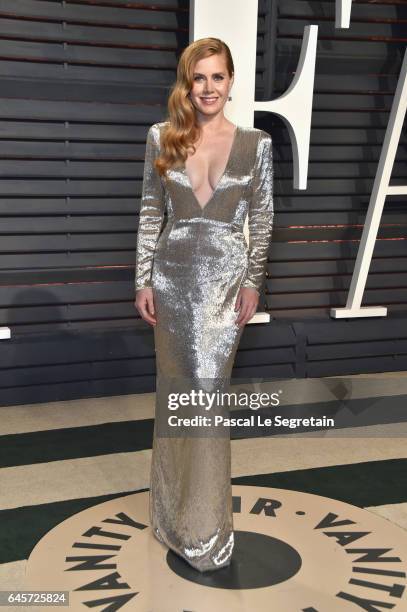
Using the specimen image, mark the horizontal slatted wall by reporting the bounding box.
[255,0,407,320]
[0,0,406,406]
[0,0,189,334]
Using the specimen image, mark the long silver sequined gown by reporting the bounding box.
[135,121,273,572]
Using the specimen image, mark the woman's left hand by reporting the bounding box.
[234,287,259,328]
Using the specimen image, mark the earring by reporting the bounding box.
[228,94,232,101]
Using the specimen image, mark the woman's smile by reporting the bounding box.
[200,96,219,105]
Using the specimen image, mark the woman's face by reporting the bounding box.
[188,53,233,119]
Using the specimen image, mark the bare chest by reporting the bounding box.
[184,131,236,209]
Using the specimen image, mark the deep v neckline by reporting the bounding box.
[183,125,239,212]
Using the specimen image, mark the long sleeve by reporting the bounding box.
[135,123,166,292]
[242,132,274,294]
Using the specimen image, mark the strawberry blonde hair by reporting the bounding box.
[155,37,234,178]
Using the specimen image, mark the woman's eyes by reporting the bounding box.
[193,75,224,81]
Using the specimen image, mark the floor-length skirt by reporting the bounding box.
[149,220,247,572]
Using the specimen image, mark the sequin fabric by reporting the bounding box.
[135,121,274,572]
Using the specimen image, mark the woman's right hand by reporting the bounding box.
[135,287,157,326]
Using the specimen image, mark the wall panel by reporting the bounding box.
[0,0,406,405]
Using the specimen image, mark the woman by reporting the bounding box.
[135,37,274,572]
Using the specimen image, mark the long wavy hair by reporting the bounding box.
[154,37,234,178]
